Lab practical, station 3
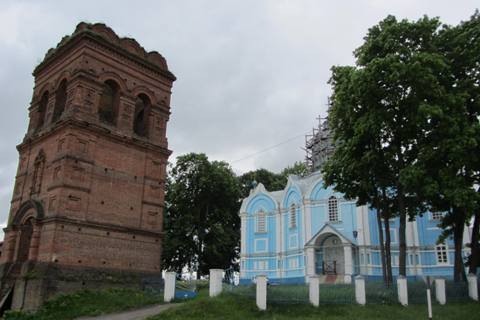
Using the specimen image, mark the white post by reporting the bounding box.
[164,272,176,303]
[434,278,446,305]
[355,275,366,305]
[467,273,479,301]
[209,269,223,297]
[256,275,267,311]
[309,276,320,307]
[397,276,408,306]
[343,245,353,284]
[305,247,315,278]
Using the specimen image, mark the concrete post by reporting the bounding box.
[343,245,353,284]
[256,275,267,311]
[309,276,320,307]
[209,269,223,297]
[397,276,408,306]
[434,278,446,305]
[355,275,366,305]
[164,272,176,303]
[467,273,479,301]
[305,247,315,278]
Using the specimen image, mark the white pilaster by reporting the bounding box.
[304,200,312,243]
[355,275,366,305]
[309,276,320,307]
[164,272,176,303]
[256,275,267,310]
[209,269,223,297]
[240,214,247,255]
[435,278,446,305]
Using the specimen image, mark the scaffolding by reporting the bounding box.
[305,115,335,172]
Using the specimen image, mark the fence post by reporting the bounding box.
[209,269,223,297]
[467,273,479,301]
[397,275,408,306]
[164,272,176,303]
[434,278,446,305]
[309,276,320,307]
[355,275,366,305]
[256,275,267,311]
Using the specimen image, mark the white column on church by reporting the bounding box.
[343,245,353,284]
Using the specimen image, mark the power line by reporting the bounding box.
[231,131,309,163]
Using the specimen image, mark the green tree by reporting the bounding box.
[403,12,480,279]
[162,153,241,276]
[238,169,284,198]
[325,15,446,278]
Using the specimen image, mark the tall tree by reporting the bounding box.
[325,15,445,279]
[403,11,480,280]
[162,153,241,276]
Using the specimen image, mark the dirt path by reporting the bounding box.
[76,303,183,320]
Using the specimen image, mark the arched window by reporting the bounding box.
[52,79,67,122]
[36,91,49,131]
[289,204,297,229]
[98,80,120,124]
[256,210,266,233]
[133,94,151,137]
[328,196,338,222]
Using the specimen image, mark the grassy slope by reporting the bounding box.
[4,288,163,320]
[150,292,480,320]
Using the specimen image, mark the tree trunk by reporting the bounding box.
[453,207,467,282]
[397,190,407,277]
[377,208,387,285]
[384,214,393,286]
[469,211,480,275]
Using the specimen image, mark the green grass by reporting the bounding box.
[148,291,480,320]
[4,288,163,320]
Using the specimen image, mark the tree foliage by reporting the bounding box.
[162,153,241,276]
[324,13,480,281]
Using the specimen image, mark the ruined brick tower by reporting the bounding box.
[0,22,175,310]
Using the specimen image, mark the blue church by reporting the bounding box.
[239,171,470,284]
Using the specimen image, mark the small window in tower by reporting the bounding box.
[289,204,297,229]
[436,243,448,265]
[256,210,266,233]
[431,212,443,221]
[134,94,151,137]
[98,80,119,124]
[36,91,49,131]
[328,196,338,222]
[52,80,67,122]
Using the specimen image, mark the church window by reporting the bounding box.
[98,80,119,124]
[436,244,448,264]
[289,204,297,229]
[36,91,49,131]
[328,196,338,222]
[52,79,67,122]
[256,211,266,233]
[431,212,443,221]
[134,94,151,137]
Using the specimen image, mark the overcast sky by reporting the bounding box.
[0,0,478,232]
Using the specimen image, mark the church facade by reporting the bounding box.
[239,171,470,284]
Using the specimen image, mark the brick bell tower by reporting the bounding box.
[0,22,175,310]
